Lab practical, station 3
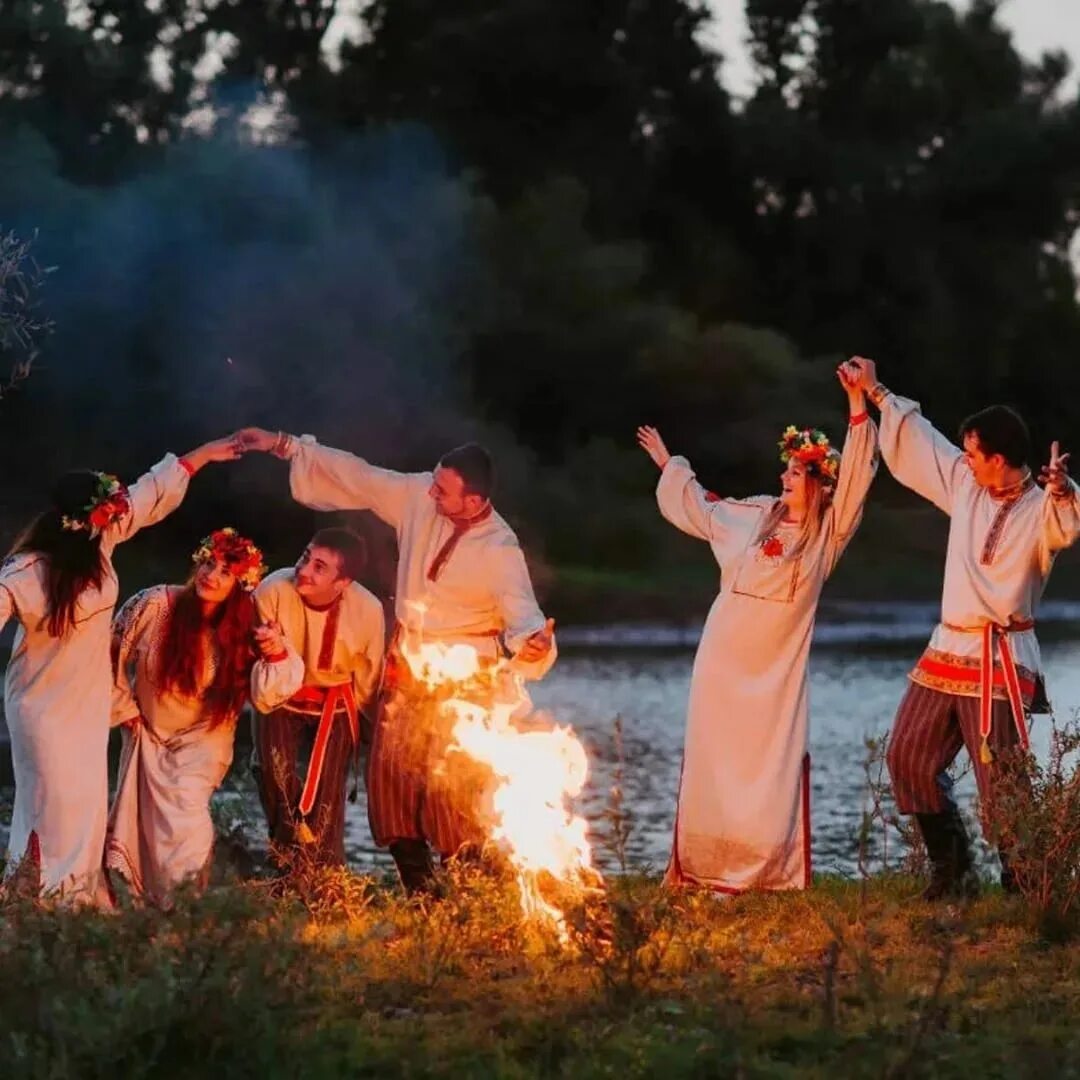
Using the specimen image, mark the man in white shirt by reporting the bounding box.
[852,357,1080,898]
[253,527,385,872]
[239,429,555,894]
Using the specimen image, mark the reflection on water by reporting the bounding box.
[4,634,1080,880]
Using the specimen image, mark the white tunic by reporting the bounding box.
[106,585,304,903]
[284,437,555,678]
[253,568,385,711]
[0,456,190,904]
[877,393,1080,704]
[658,419,878,892]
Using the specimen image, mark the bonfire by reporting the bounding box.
[398,616,604,938]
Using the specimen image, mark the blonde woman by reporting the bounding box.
[637,361,877,892]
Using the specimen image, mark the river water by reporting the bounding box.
[4,602,1080,879]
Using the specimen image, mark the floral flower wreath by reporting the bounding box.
[778,426,841,485]
[191,527,268,592]
[60,473,131,538]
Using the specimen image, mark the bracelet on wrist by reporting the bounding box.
[271,431,294,459]
[867,382,891,408]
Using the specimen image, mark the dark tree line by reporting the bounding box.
[2,0,1079,603]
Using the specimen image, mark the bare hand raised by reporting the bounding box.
[846,356,878,392]
[181,435,246,473]
[636,425,671,470]
[1039,440,1072,496]
[232,427,278,453]
[837,359,862,392]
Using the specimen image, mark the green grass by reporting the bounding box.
[4,869,1080,1077]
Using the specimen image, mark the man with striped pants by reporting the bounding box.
[851,357,1080,899]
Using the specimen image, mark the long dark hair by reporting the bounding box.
[7,471,108,637]
[156,578,257,729]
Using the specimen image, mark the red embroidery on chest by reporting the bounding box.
[761,535,785,559]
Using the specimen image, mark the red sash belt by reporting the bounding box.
[942,619,1034,762]
[288,683,358,817]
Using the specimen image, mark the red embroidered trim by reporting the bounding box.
[703,491,721,503]
[914,654,1037,701]
[317,598,341,671]
[980,497,1020,565]
[849,412,869,426]
[178,458,195,477]
[426,503,493,582]
[801,753,812,889]
[265,651,289,664]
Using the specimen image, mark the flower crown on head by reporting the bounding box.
[60,473,130,538]
[191,527,267,592]
[779,426,841,484]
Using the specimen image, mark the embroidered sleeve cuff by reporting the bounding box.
[849,411,869,426]
[178,458,196,477]
[867,383,891,408]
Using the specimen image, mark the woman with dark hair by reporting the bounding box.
[0,437,240,905]
[637,362,878,893]
[107,529,303,904]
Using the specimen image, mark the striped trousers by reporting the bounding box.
[886,682,1024,817]
[366,687,491,859]
[252,708,353,868]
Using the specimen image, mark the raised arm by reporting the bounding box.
[235,427,422,531]
[1038,441,1080,566]
[102,436,241,553]
[638,425,738,543]
[851,357,963,514]
[826,361,880,568]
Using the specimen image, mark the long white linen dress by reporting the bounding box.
[0,456,191,904]
[659,418,878,891]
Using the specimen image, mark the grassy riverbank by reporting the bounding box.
[3,869,1079,1077]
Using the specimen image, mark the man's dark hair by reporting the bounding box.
[958,406,1031,468]
[438,443,495,500]
[309,527,367,581]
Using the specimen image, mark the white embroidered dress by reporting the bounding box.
[658,419,878,892]
[0,456,191,904]
[106,585,304,903]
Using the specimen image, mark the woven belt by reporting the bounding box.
[287,683,359,818]
[941,620,1034,761]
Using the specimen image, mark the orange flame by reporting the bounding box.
[400,628,600,937]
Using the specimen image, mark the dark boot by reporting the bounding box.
[389,838,439,897]
[916,810,978,900]
[998,849,1020,895]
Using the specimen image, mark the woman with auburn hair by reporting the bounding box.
[637,361,878,893]
[107,528,303,904]
[0,437,242,905]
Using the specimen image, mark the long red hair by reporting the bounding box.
[156,577,257,729]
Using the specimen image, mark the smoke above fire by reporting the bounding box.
[0,119,515,503]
